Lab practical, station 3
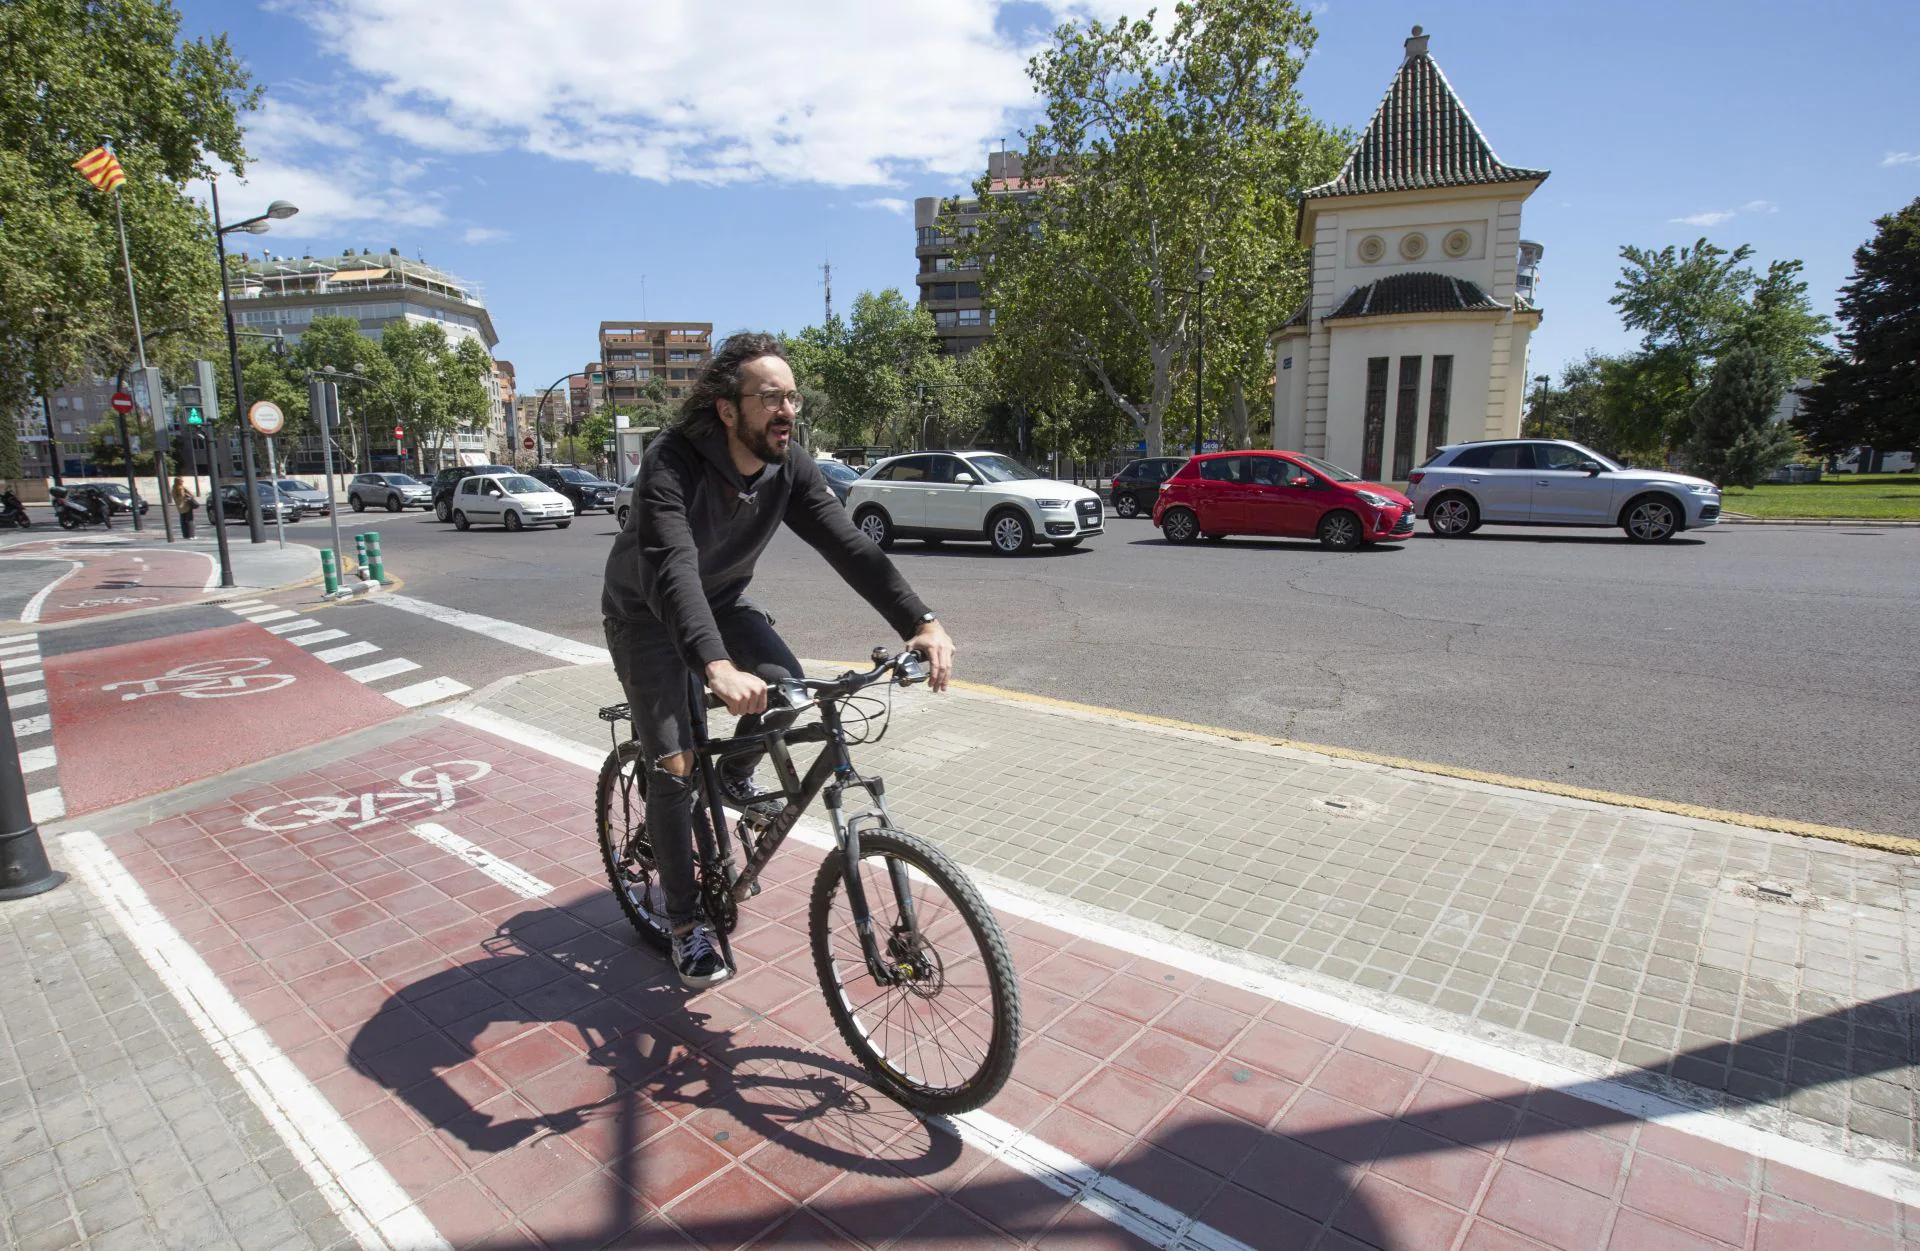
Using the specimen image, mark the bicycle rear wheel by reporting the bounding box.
[596,741,669,954]
[809,827,1019,1114]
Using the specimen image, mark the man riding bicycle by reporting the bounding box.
[601,332,954,989]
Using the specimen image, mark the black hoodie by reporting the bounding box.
[601,425,930,669]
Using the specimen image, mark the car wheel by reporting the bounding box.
[1318,510,1362,551]
[452,510,470,531]
[504,510,524,532]
[1623,494,1680,543]
[854,507,893,550]
[435,498,452,522]
[1114,494,1140,518]
[988,509,1032,555]
[386,494,403,513]
[617,505,630,529]
[349,494,365,512]
[1161,506,1199,544]
[555,520,571,529]
[1427,493,1477,537]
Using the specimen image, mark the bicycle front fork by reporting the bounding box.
[826,777,924,987]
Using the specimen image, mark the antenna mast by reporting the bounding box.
[821,260,832,324]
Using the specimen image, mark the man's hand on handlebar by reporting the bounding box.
[906,620,954,693]
[705,660,768,716]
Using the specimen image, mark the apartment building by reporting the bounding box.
[493,359,517,455]
[599,322,712,404]
[912,151,1028,356]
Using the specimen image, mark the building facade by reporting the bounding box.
[1272,28,1547,482]
[599,322,711,406]
[911,152,1028,356]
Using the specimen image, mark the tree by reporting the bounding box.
[970,0,1341,456]
[1797,197,1920,456]
[365,322,492,469]
[1521,351,1687,467]
[0,0,258,466]
[1685,339,1796,487]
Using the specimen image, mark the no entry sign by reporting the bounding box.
[110,392,134,415]
[523,436,535,450]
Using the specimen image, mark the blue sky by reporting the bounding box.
[179,0,1920,394]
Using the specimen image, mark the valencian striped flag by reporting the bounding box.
[72,146,126,193]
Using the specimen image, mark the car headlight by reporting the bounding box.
[1689,483,1718,494]
[1356,490,1395,508]
[1034,499,1070,510]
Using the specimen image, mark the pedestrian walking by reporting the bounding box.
[173,478,197,538]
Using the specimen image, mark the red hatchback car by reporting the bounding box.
[1152,450,1415,550]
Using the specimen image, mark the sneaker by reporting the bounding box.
[671,924,730,989]
[718,771,783,820]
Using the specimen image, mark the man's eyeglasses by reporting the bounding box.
[737,390,804,414]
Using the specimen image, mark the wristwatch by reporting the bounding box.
[916,611,937,626]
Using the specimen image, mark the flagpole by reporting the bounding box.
[108,187,148,532]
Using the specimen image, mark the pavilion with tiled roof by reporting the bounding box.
[1271,26,1548,483]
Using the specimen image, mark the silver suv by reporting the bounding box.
[1407,440,1721,543]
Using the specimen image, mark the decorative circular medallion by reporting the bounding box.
[1399,232,1428,260]
[1357,234,1386,263]
[1443,229,1472,258]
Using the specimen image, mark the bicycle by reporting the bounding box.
[594,646,1020,1115]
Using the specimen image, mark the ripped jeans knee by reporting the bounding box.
[645,760,701,929]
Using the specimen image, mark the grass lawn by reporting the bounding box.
[1720,473,1920,519]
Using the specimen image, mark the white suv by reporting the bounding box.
[1408,440,1721,543]
[845,451,1104,554]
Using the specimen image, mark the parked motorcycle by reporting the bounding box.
[51,485,112,530]
[0,490,31,529]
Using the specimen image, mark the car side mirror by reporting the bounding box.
[954,472,976,486]
[1581,461,1604,476]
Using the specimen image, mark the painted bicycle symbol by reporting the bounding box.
[244,760,493,833]
[72,595,160,608]
[102,657,296,702]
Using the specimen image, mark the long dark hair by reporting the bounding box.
[677,332,786,439]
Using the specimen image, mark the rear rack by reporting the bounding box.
[597,703,631,723]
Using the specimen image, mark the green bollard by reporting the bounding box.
[353,533,369,580]
[320,548,339,595]
[366,531,385,584]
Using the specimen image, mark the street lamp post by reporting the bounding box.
[212,183,297,544]
[1192,265,1214,457]
[535,372,573,465]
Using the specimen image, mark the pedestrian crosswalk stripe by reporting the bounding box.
[9,687,45,708]
[27,787,63,821]
[3,669,43,689]
[239,608,297,624]
[344,657,420,684]
[288,629,349,646]
[2,654,41,670]
[13,715,50,737]
[0,640,40,658]
[385,676,470,708]
[264,619,325,635]
[223,599,266,609]
[313,640,379,663]
[18,746,56,773]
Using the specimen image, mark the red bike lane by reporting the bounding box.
[10,538,215,624]
[44,620,402,816]
[76,719,1920,1251]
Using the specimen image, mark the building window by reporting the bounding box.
[608,350,631,361]
[1392,356,1423,480]
[55,397,68,409]
[1426,355,1453,457]
[933,311,958,329]
[635,351,651,362]
[1362,357,1389,481]
[636,369,650,380]
[957,282,980,299]
[957,309,982,327]
[929,283,958,302]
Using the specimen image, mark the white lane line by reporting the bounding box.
[18,745,56,773]
[223,598,266,609]
[28,787,64,821]
[344,657,420,684]
[288,629,350,647]
[238,608,298,625]
[14,714,50,737]
[62,832,449,1251]
[314,641,380,664]
[2,654,41,670]
[21,560,83,623]
[10,687,47,709]
[4,668,44,689]
[374,594,605,665]
[456,703,1920,1211]
[407,823,552,898]
[386,676,471,708]
[265,618,326,635]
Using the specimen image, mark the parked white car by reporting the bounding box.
[845,451,1104,554]
[448,473,575,532]
[1407,439,1720,543]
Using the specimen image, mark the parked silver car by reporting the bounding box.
[274,478,332,516]
[1407,439,1721,543]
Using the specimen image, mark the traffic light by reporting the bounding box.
[178,385,205,427]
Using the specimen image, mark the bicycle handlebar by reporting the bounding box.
[702,647,930,713]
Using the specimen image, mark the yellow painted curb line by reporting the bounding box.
[939,676,1918,857]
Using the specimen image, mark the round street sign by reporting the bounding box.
[247,400,285,435]
[110,392,135,415]
[522,436,535,450]
[393,425,405,439]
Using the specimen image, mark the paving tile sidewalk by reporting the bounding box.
[0,841,354,1251]
[478,662,1920,1169]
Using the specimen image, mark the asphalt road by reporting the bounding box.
[257,502,1917,836]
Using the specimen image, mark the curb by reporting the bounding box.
[1719,514,1920,527]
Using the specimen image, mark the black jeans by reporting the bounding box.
[179,507,195,538]
[603,607,801,930]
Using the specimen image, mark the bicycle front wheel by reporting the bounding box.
[596,741,669,954]
[809,827,1019,1115]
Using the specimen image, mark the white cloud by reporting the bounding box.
[1741,199,1779,213]
[284,0,1131,188]
[1671,210,1736,226]
[1884,151,1920,167]
[857,197,911,215]
[463,226,510,244]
